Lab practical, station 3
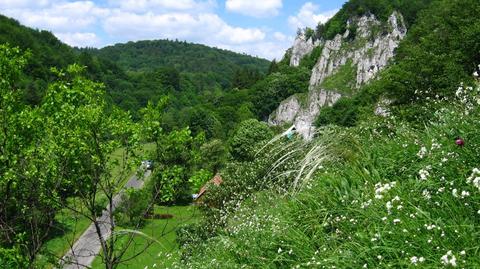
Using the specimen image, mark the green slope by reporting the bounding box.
[90,39,270,89]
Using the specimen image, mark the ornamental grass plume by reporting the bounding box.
[261,127,336,193]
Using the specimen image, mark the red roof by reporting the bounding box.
[196,174,223,200]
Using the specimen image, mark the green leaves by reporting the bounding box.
[229,119,274,162]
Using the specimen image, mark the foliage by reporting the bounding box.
[175,81,480,268]
[0,44,142,268]
[316,0,480,127]
[0,44,61,265]
[319,59,357,95]
[188,169,214,193]
[383,0,480,104]
[115,188,151,227]
[0,247,28,268]
[91,39,270,89]
[299,45,323,70]
[229,119,274,162]
[199,139,228,173]
[250,66,311,120]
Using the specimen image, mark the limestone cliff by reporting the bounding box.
[270,11,407,139]
[289,32,320,67]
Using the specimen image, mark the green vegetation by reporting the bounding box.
[316,0,480,127]
[166,0,480,268]
[92,205,198,269]
[319,59,357,95]
[174,80,480,268]
[229,119,274,162]
[90,40,269,89]
[2,0,480,268]
[299,45,323,70]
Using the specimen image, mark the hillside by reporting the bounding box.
[170,0,480,268]
[0,14,271,133]
[2,0,480,268]
[90,40,270,89]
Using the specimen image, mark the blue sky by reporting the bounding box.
[0,0,346,60]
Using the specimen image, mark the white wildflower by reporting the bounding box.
[440,250,457,267]
[374,182,396,199]
[422,189,431,200]
[411,256,424,265]
[452,189,458,198]
[411,256,419,264]
[419,169,430,181]
[417,146,427,158]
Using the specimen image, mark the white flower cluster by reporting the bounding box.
[431,139,441,150]
[418,166,431,181]
[440,250,457,267]
[386,196,401,214]
[410,256,425,265]
[467,168,480,191]
[374,181,396,199]
[455,82,480,113]
[422,189,431,200]
[417,146,427,159]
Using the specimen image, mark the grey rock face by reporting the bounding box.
[269,89,341,139]
[270,12,406,139]
[289,32,320,67]
[310,12,406,90]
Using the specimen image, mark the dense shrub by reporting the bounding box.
[114,188,151,227]
[229,119,274,161]
[174,82,480,268]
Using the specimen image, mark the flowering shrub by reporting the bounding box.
[168,82,480,268]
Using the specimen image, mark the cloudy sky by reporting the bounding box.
[0,0,346,60]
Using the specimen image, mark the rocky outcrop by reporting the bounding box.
[269,89,341,139]
[289,32,320,67]
[310,11,407,90]
[270,12,407,139]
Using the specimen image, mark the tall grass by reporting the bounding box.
[173,83,480,268]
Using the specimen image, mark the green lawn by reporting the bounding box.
[39,143,156,267]
[91,205,199,269]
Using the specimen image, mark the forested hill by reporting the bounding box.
[89,40,270,89]
[0,15,76,104]
[0,14,270,116]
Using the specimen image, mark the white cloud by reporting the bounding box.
[225,0,282,18]
[103,12,265,45]
[218,40,290,61]
[108,0,216,13]
[0,0,293,59]
[3,1,109,32]
[0,0,51,9]
[54,32,100,47]
[273,32,287,41]
[288,2,337,30]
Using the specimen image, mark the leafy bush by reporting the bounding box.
[115,188,151,227]
[229,119,274,161]
[175,81,480,268]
